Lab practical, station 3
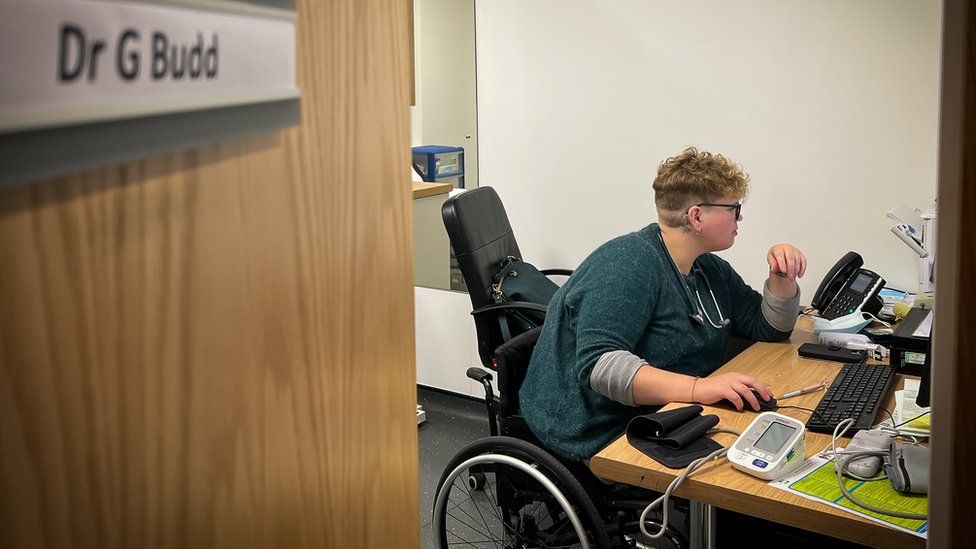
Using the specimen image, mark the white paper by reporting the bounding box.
[911,310,933,338]
[891,382,931,436]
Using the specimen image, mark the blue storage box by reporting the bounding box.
[412,145,465,188]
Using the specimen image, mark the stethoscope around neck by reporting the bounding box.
[658,230,731,329]
[687,267,731,328]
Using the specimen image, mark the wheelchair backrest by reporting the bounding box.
[442,187,522,311]
[442,187,532,369]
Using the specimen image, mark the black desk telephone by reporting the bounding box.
[811,251,885,320]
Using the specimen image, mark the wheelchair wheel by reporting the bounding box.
[433,436,611,549]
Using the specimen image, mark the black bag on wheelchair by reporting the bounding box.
[491,256,560,331]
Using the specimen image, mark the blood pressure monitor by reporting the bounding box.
[728,412,807,480]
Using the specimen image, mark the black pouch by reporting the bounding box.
[626,405,723,469]
[491,256,560,329]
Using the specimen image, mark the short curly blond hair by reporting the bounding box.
[652,147,750,229]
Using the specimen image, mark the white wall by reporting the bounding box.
[474,0,942,297]
[415,286,484,397]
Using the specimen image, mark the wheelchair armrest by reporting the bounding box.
[466,367,493,383]
[471,302,548,317]
[467,367,497,408]
[540,268,573,277]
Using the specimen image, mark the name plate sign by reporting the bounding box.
[0,0,300,187]
[1,0,298,133]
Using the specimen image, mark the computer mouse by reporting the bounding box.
[750,389,777,411]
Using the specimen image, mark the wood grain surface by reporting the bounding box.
[943,0,976,543]
[0,1,418,547]
[411,182,453,200]
[590,321,924,548]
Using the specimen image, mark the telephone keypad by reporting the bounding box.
[823,291,867,319]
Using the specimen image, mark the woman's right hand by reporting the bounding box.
[693,373,771,411]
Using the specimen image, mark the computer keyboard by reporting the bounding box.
[805,362,896,435]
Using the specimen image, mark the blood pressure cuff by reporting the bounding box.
[885,443,931,494]
[625,405,722,469]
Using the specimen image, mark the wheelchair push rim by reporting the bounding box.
[432,436,612,548]
[434,452,591,548]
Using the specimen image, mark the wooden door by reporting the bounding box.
[0,1,418,547]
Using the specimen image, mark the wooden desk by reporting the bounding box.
[412,181,453,199]
[589,323,925,548]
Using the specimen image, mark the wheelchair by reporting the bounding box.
[431,187,687,548]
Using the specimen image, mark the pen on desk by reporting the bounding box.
[779,381,827,400]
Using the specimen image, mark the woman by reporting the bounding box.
[518,147,807,462]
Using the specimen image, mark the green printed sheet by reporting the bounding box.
[788,459,928,534]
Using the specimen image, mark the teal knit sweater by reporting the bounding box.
[518,223,792,461]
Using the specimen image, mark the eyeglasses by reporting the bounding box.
[697,202,742,220]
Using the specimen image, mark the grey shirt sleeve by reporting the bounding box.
[761,280,801,332]
[589,350,647,406]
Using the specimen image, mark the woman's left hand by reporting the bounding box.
[767,243,807,281]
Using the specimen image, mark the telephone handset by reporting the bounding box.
[811,251,885,320]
